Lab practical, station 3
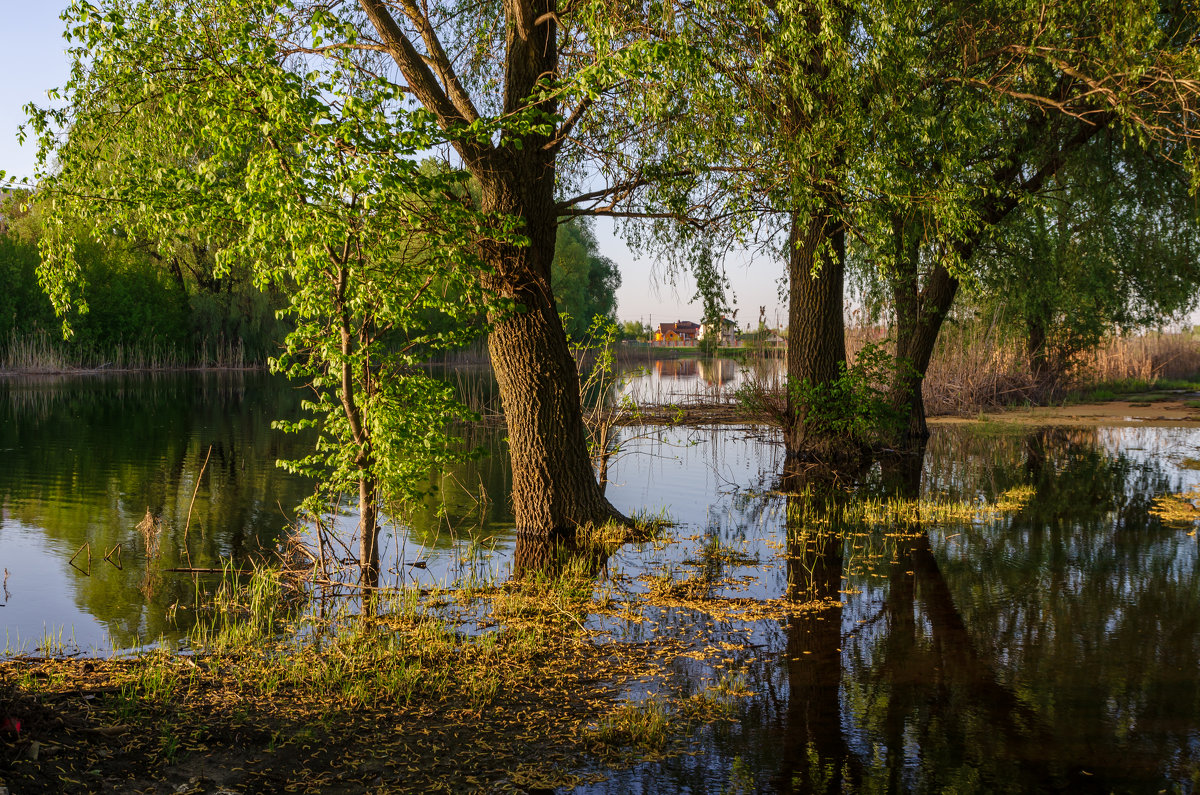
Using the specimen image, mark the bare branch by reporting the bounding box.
[357,0,490,165]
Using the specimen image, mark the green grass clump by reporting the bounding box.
[589,698,672,748]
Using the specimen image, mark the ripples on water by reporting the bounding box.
[2,370,1199,789]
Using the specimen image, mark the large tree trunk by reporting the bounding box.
[488,287,622,532]
[449,0,620,534]
[360,0,620,535]
[888,229,958,446]
[784,209,848,466]
[479,158,622,533]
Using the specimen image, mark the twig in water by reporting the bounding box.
[69,542,91,575]
[182,444,214,568]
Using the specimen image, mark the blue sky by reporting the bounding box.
[0,5,786,327]
[0,5,71,183]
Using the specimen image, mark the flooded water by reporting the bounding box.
[0,372,317,651]
[3,367,1200,790]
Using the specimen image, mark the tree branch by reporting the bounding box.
[357,0,490,165]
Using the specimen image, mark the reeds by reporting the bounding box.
[0,328,256,373]
[847,325,1200,415]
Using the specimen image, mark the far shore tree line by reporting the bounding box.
[5,0,1200,573]
[0,193,620,367]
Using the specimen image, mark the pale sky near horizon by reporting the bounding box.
[0,4,789,329]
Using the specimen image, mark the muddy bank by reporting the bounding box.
[936,393,1200,427]
[0,642,667,794]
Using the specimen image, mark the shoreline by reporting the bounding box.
[0,364,271,378]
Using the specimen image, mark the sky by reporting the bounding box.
[0,5,789,329]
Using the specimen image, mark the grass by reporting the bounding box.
[586,671,755,754]
[0,328,258,373]
[589,698,673,748]
[0,559,675,792]
[780,485,1034,528]
[0,465,1051,793]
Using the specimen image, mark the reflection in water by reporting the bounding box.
[590,427,1200,792]
[654,359,698,379]
[779,490,853,792]
[511,529,613,582]
[696,358,737,386]
[0,373,316,649]
[5,371,1200,789]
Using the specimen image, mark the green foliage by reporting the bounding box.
[552,220,621,340]
[0,235,55,336]
[619,320,652,341]
[692,248,729,357]
[0,231,193,359]
[790,342,905,444]
[28,0,521,526]
[973,138,1200,375]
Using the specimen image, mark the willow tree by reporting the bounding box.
[846,0,1200,442]
[609,0,867,466]
[31,0,678,534]
[637,0,1200,458]
[972,138,1200,388]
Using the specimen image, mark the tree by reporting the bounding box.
[975,138,1200,386]
[855,0,1200,442]
[28,0,526,584]
[551,219,621,340]
[30,0,679,534]
[636,0,1200,459]
[618,320,651,341]
[693,247,730,357]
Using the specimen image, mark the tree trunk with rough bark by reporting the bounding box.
[887,216,958,447]
[359,0,622,535]
[889,278,957,445]
[784,210,849,467]
[478,157,622,533]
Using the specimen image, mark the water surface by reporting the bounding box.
[2,370,1199,790]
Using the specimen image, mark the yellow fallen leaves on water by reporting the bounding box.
[1150,490,1200,526]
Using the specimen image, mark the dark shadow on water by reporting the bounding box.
[511,529,613,583]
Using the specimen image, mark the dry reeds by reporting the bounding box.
[764,324,1200,419]
[0,328,256,374]
[912,326,1200,414]
[1085,332,1200,384]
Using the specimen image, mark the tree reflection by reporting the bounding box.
[0,373,314,647]
[777,484,858,792]
[511,529,613,583]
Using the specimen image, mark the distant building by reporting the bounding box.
[654,320,700,347]
[699,316,740,347]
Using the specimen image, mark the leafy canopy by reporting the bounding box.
[28,0,524,519]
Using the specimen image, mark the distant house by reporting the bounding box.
[699,316,739,347]
[654,320,700,347]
